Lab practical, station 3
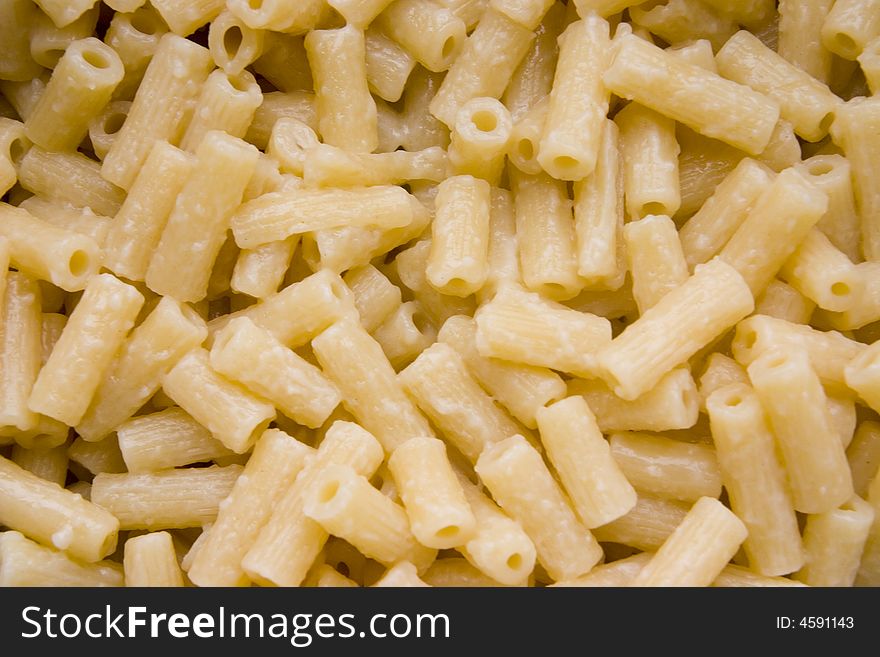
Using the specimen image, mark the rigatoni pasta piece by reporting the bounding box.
[208,10,265,74]
[848,421,880,497]
[210,317,341,428]
[149,0,224,36]
[91,464,243,530]
[162,348,275,454]
[474,285,612,377]
[507,97,548,175]
[595,257,753,400]
[858,37,880,94]
[538,14,610,181]
[422,557,504,587]
[179,68,263,152]
[699,0,773,27]
[305,25,377,153]
[490,0,553,30]
[18,196,111,248]
[795,495,875,586]
[377,0,466,72]
[124,532,185,587]
[0,273,42,436]
[754,279,816,324]
[568,367,699,432]
[719,167,828,296]
[778,228,863,312]
[75,297,206,442]
[448,97,512,184]
[716,30,840,142]
[87,100,131,161]
[399,342,521,463]
[0,531,122,587]
[104,141,195,282]
[302,143,448,188]
[592,494,690,551]
[18,147,125,217]
[475,435,603,582]
[609,431,722,503]
[844,339,880,413]
[573,118,625,288]
[372,300,436,369]
[232,186,417,249]
[103,7,168,101]
[67,435,125,475]
[116,408,234,473]
[616,103,680,220]
[707,383,803,576]
[438,314,565,429]
[511,169,581,300]
[344,264,402,333]
[429,8,534,127]
[101,33,213,190]
[243,421,384,587]
[304,464,436,570]
[630,0,735,50]
[329,0,395,27]
[11,442,68,487]
[246,90,317,150]
[230,237,298,300]
[363,26,416,103]
[632,497,747,587]
[227,0,325,32]
[748,348,853,514]
[536,396,636,528]
[0,118,27,197]
[698,353,748,408]
[187,428,313,587]
[427,175,491,297]
[29,274,144,427]
[312,318,433,453]
[623,214,688,313]
[821,0,880,60]
[24,38,123,152]
[0,455,119,562]
[388,436,476,548]
[777,0,834,85]
[603,33,780,155]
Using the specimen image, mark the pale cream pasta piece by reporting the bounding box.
[748,348,853,514]
[422,557,505,587]
[848,421,880,497]
[536,396,636,528]
[329,0,395,27]
[162,348,275,454]
[858,36,880,94]
[399,342,521,463]
[243,421,384,587]
[230,237,299,300]
[795,495,875,586]
[0,531,122,587]
[474,285,612,377]
[87,99,131,161]
[91,464,243,530]
[116,407,235,473]
[302,143,449,188]
[623,214,688,313]
[312,317,434,453]
[343,264,402,333]
[147,131,259,303]
[426,175,491,297]
[208,9,265,74]
[698,353,749,408]
[551,552,653,588]
[429,8,535,127]
[438,314,565,429]
[303,464,436,570]
[363,26,416,103]
[101,33,213,190]
[0,0,43,82]
[0,272,42,436]
[388,436,476,549]
[24,37,123,152]
[246,90,317,150]
[11,442,69,487]
[567,366,699,433]
[227,0,325,33]
[18,196,112,248]
[371,300,437,369]
[149,0,224,36]
[777,0,834,84]
[0,455,119,562]
[592,494,690,551]
[609,431,722,503]
[754,279,816,325]
[538,14,611,181]
[187,428,313,587]
[507,96,549,176]
[0,117,28,197]
[475,434,603,582]
[706,383,803,576]
[595,257,754,400]
[179,68,263,152]
[377,0,466,73]
[632,496,748,587]
[603,33,780,155]
[28,274,144,427]
[699,0,773,28]
[448,97,512,184]
[210,316,341,429]
[103,6,168,101]
[123,531,186,587]
[630,0,736,51]
[67,436,126,476]
[821,0,880,60]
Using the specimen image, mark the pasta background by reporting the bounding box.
[0,0,878,589]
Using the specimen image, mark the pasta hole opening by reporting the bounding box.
[82,48,111,70]
[441,36,457,60]
[130,11,159,35]
[807,161,834,177]
[412,309,432,335]
[818,111,835,134]
[552,155,580,173]
[506,553,523,570]
[247,0,264,9]
[517,139,535,161]
[833,33,857,57]
[8,137,27,166]
[541,283,569,298]
[435,525,459,540]
[103,112,127,135]
[471,110,498,133]
[224,26,243,60]
[68,250,90,278]
[317,480,340,504]
[742,330,757,349]
[765,354,788,369]
[443,277,472,296]
[639,202,667,217]
[724,394,742,407]
[831,281,851,297]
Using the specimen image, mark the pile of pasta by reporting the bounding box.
[0,0,879,588]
